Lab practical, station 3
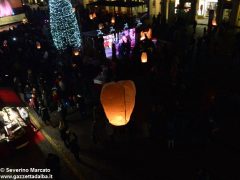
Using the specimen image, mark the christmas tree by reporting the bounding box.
[49,0,82,51]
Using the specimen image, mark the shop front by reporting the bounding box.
[197,0,218,17]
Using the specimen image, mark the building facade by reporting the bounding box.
[22,0,46,4]
[157,0,240,26]
[23,0,240,27]
[172,0,240,26]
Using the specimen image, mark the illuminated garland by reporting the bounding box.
[49,0,82,51]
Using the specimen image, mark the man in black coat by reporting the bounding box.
[40,104,51,125]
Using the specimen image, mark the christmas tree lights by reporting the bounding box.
[49,0,82,51]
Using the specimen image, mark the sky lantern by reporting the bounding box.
[146,28,152,39]
[36,41,41,49]
[73,49,80,56]
[100,80,136,126]
[212,19,217,26]
[141,52,148,63]
[92,12,96,19]
[140,28,152,41]
[140,31,146,41]
[89,13,93,20]
[98,23,104,30]
[89,12,96,20]
[111,16,115,24]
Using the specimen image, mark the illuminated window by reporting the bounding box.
[175,0,180,14]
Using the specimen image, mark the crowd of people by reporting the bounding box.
[1,3,240,179]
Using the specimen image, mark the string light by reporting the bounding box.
[49,0,82,51]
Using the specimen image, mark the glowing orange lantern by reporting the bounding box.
[98,23,104,30]
[140,28,152,41]
[73,49,80,56]
[146,28,152,39]
[92,12,96,19]
[89,12,96,20]
[212,19,217,26]
[140,31,146,41]
[89,13,93,20]
[141,52,147,63]
[111,16,115,24]
[36,41,41,49]
[100,80,136,126]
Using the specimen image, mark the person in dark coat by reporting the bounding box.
[193,20,197,34]
[57,102,67,128]
[76,95,86,119]
[58,102,67,121]
[40,104,51,125]
[69,131,80,162]
[59,127,70,148]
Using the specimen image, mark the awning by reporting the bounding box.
[87,1,146,8]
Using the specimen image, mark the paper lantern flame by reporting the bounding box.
[73,49,80,56]
[36,41,41,49]
[140,35,146,41]
[212,19,217,26]
[111,16,115,24]
[100,80,136,126]
[141,52,148,63]
[89,14,93,20]
[89,12,96,20]
[140,28,152,41]
[98,23,104,30]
